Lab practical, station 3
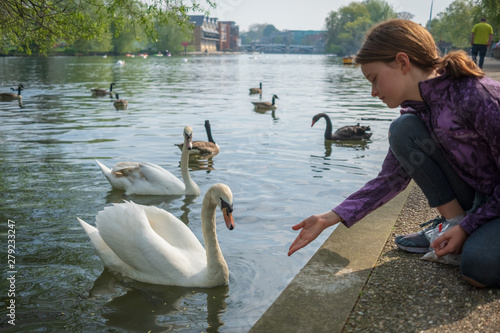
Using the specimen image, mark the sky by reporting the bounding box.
[203,0,455,32]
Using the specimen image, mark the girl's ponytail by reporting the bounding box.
[438,50,484,78]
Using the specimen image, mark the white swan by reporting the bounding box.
[96,126,200,196]
[77,183,235,287]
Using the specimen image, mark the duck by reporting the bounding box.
[251,94,279,111]
[311,113,372,141]
[249,82,262,95]
[176,120,219,156]
[91,83,115,97]
[0,84,23,102]
[77,183,235,287]
[113,94,128,110]
[96,126,200,196]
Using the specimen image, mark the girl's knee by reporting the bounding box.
[389,114,422,147]
[461,219,500,288]
[389,114,413,138]
[461,252,500,288]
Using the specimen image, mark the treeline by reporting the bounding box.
[324,0,500,56]
[0,0,215,56]
[2,0,499,57]
[241,0,500,57]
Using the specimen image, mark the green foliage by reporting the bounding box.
[242,24,273,43]
[0,0,215,55]
[263,25,279,37]
[430,0,476,50]
[429,0,500,52]
[150,21,191,54]
[325,0,397,56]
[477,0,500,38]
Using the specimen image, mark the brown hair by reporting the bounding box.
[355,19,484,79]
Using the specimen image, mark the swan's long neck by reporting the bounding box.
[322,114,333,140]
[180,137,200,195]
[201,195,228,281]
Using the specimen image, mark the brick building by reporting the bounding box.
[189,15,239,52]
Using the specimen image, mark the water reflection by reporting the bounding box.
[253,108,278,120]
[90,270,229,333]
[186,155,216,172]
[322,140,370,157]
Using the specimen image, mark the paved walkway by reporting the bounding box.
[249,57,500,333]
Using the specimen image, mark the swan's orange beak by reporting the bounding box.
[222,207,235,230]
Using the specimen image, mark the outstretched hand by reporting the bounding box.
[287,211,341,256]
[430,224,468,257]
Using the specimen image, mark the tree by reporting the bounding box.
[364,0,396,23]
[397,11,415,20]
[0,0,215,54]
[430,0,476,50]
[262,25,279,37]
[325,0,396,56]
[152,21,192,54]
[242,24,273,43]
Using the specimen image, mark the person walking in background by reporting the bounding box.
[288,19,500,288]
[471,18,493,68]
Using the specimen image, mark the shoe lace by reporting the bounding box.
[419,216,446,231]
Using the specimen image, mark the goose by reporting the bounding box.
[91,83,115,97]
[113,94,128,110]
[176,120,219,156]
[251,94,279,111]
[77,183,235,287]
[0,84,23,102]
[311,113,372,141]
[249,82,262,95]
[96,126,200,196]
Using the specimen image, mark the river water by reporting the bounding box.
[0,54,398,332]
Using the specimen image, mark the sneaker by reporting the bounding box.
[395,216,446,253]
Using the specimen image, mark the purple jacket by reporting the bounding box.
[334,73,500,235]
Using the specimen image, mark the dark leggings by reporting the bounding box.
[389,114,500,287]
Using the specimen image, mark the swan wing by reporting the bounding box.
[333,125,371,140]
[96,160,130,190]
[136,162,186,193]
[95,202,206,283]
[141,204,205,252]
[78,217,135,273]
[107,161,185,195]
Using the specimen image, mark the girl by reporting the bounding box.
[288,19,500,288]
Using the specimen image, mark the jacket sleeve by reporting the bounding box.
[458,81,500,234]
[333,149,411,228]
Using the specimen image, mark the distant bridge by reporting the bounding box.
[239,43,316,54]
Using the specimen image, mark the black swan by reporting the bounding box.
[311,113,371,141]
